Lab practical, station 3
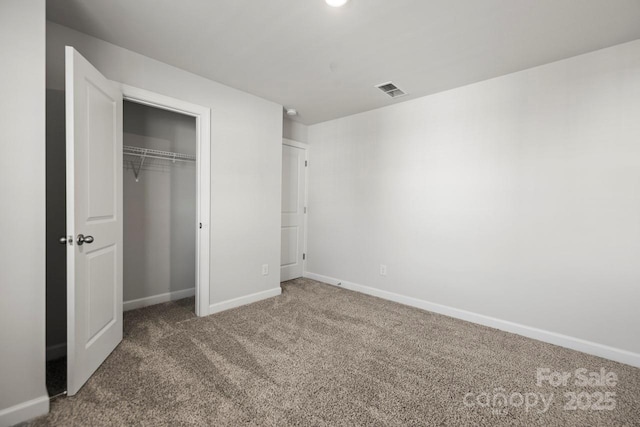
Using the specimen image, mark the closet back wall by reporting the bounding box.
[123,102,196,305]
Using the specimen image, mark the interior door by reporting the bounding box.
[281,142,307,281]
[65,46,123,396]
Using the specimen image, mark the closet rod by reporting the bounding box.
[123,145,196,163]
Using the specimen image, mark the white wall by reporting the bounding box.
[283,116,308,143]
[47,22,283,308]
[123,102,196,303]
[307,40,640,361]
[0,0,49,424]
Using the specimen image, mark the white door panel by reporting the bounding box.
[281,143,306,281]
[66,46,123,396]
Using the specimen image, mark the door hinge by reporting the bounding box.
[304,207,307,214]
[305,160,308,167]
[303,253,306,260]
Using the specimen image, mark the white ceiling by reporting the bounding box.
[47,0,640,125]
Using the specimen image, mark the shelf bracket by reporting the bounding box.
[132,150,147,182]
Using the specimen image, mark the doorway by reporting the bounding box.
[121,85,211,318]
[280,139,308,281]
[45,48,211,397]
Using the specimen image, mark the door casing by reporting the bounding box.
[118,84,212,317]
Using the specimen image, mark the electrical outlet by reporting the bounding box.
[262,264,269,275]
[380,264,387,276]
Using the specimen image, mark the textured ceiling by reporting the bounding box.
[48,0,640,124]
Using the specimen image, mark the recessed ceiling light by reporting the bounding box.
[325,0,349,7]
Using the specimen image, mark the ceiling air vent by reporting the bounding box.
[375,81,407,98]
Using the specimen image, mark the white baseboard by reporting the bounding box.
[209,287,282,314]
[46,343,66,361]
[304,272,640,368]
[124,287,195,311]
[0,395,49,427]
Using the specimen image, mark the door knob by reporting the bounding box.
[59,236,70,245]
[77,234,94,245]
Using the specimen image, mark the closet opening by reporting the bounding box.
[122,100,198,314]
[45,81,211,398]
[121,85,211,321]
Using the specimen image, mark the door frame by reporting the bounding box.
[282,138,309,278]
[119,84,211,317]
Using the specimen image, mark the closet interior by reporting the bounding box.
[122,101,197,313]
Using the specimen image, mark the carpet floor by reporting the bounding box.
[30,278,640,426]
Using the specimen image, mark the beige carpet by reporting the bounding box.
[31,278,640,426]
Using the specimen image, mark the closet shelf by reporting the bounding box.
[123,145,196,163]
[124,145,195,182]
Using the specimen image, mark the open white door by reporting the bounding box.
[65,46,123,396]
[281,141,307,281]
